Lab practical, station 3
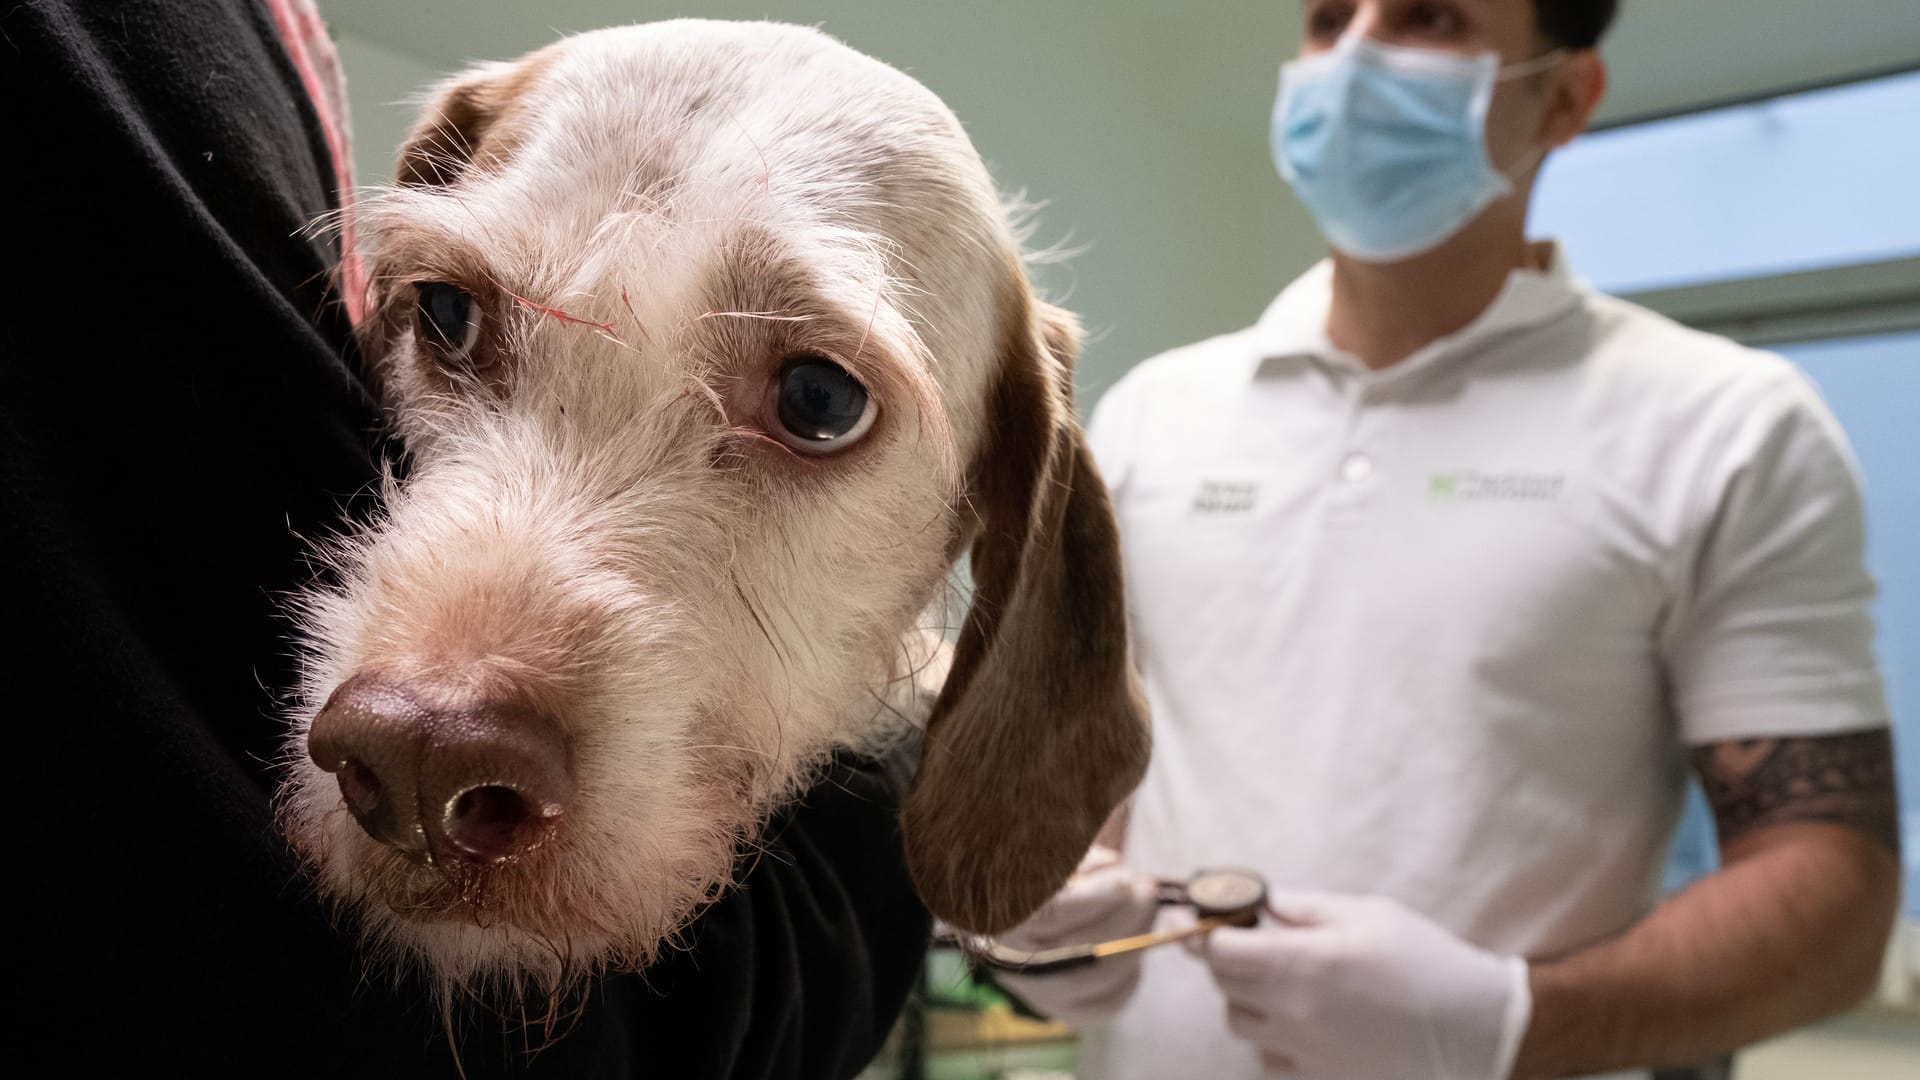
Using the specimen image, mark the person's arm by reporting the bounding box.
[1516,730,1900,1077]
[1520,361,1901,1076]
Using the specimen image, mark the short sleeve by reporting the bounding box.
[1665,371,1890,745]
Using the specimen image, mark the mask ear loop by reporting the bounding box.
[1485,48,1568,191]
[1496,48,1568,83]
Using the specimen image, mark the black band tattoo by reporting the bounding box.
[1690,731,1900,854]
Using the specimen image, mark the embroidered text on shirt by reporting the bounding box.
[1193,480,1258,513]
[1429,471,1565,503]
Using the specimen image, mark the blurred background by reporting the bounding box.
[320,2,1918,1076]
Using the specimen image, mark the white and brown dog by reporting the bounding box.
[277,20,1148,1003]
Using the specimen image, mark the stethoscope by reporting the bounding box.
[937,867,1269,974]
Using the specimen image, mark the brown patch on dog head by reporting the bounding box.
[355,52,556,394]
[394,51,555,188]
[902,275,1151,935]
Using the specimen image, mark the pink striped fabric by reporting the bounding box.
[263,0,366,326]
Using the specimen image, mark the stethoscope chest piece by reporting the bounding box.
[1171,866,1266,927]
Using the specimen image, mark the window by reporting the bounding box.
[1533,70,1920,295]
[1533,74,1920,937]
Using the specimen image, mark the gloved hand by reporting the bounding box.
[992,845,1161,1027]
[1196,892,1531,1079]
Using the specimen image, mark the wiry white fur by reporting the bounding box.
[277,20,1032,1004]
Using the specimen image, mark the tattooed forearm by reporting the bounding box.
[1691,731,1900,854]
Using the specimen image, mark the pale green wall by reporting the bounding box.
[322,1,1920,404]
[332,34,435,196]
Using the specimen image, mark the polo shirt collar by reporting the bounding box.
[1250,240,1585,382]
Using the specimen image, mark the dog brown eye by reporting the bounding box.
[414,282,483,362]
[769,355,876,454]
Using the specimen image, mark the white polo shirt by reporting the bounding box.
[1078,247,1888,1080]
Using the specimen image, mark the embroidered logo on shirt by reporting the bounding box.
[1192,479,1258,513]
[1429,471,1564,503]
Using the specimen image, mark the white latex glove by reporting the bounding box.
[1197,892,1531,1080]
[992,845,1161,1027]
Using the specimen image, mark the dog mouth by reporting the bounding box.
[365,845,533,924]
[312,810,606,942]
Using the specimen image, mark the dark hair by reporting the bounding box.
[1533,0,1619,50]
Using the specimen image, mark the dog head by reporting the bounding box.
[279,19,1148,997]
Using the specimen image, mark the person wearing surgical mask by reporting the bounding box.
[994,3,1902,1079]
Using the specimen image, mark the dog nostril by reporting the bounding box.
[445,785,541,863]
[335,759,384,819]
[307,675,432,857]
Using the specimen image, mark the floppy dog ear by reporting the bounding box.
[358,58,547,385]
[903,294,1151,935]
[392,60,539,188]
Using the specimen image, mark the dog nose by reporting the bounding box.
[307,674,575,864]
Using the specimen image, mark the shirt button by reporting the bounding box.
[1339,452,1373,483]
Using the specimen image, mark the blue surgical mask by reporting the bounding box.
[1272,35,1562,263]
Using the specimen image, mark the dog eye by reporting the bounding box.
[769,355,877,453]
[413,282,483,361]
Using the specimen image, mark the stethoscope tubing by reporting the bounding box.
[935,867,1269,974]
